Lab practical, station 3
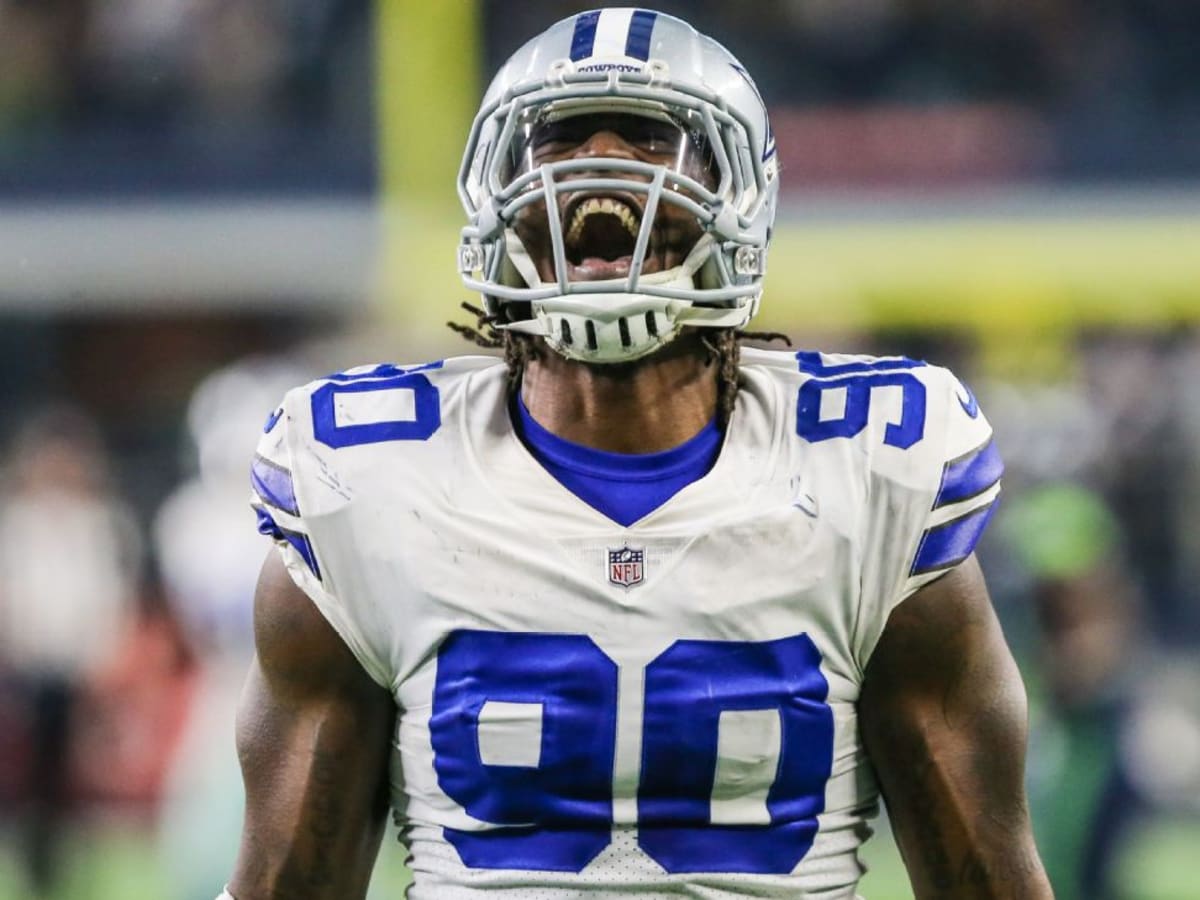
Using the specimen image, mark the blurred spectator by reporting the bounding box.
[0,406,141,896]
[1003,483,1146,900]
[985,330,1200,645]
[4,0,1198,193]
[0,0,373,194]
[484,1,1200,184]
[972,329,1200,895]
[0,0,87,138]
[1079,332,1191,641]
[70,578,195,814]
[78,0,357,130]
[153,357,306,900]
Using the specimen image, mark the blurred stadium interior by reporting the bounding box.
[1,1,1198,898]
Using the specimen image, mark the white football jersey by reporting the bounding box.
[250,348,1001,899]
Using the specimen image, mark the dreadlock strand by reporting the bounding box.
[713,328,741,428]
[445,321,503,349]
[502,332,537,394]
[459,301,491,321]
[447,300,508,349]
[738,330,793,347]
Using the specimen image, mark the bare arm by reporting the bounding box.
[859,554,1054,899]
[229,552,396,900]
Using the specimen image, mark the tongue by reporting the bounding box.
[574,257,633,279]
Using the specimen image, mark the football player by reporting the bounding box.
[227,8,1053,899]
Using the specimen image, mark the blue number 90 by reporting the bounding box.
[430,630,834,875]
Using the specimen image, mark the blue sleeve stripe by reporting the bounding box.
[934,439,1003,509]
[910,501,998,576]
[570,10,601,60]
[251,454,299,515]
[255,506,283,538]
[254,507,321,580]
[282,529,321,580]
[624,10,657,60]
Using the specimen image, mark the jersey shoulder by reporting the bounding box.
[747,348,1003,613]
[741,346,995,491]
[248,355,506,685]
[252,355,505,520]
[260,353,501,449]
[744,348,988,465]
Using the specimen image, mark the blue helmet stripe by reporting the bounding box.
[624,10,658,60]
[569,10,601,61]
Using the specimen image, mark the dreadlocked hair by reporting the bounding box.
[447,303,791,427]
[447,301,539,395]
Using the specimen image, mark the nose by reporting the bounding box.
[572,129,637,160]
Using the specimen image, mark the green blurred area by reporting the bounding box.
[3,815,1199,899]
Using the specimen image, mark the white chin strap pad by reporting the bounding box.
[504,295,755,364]
[500,232,754,364]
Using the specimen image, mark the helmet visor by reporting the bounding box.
[501,107,717,190]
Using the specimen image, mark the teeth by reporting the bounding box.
[565,198,640,247]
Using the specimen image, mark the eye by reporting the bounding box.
[621,119,682,154]
[530,119,590,156]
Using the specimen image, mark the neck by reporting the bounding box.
[519,334,720,453]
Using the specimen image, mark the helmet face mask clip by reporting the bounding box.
[459,9,779,364]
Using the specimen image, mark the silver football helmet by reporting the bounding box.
[458,8,779,364]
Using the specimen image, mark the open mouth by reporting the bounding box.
[513,187,704,285]
[563,194,645,278]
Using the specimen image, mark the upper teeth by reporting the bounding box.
[566,198,640,246]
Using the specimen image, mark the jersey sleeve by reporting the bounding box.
[250,386,394,688]
[855,365,1002,666]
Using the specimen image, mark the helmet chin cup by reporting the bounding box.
[503,295,757,364]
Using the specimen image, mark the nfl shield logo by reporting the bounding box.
[608,546,645,588]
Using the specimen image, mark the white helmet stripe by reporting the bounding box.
[591,9,635,60]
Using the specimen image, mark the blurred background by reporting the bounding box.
[0,1,1198,898]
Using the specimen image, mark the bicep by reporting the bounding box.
[859,555,1052,899]
[230,552,396,900]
